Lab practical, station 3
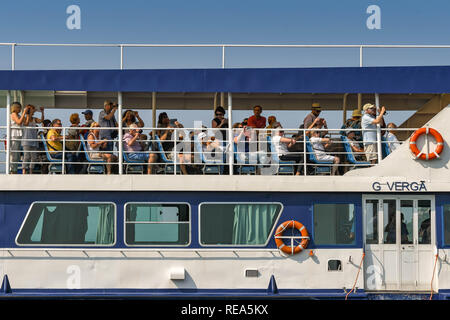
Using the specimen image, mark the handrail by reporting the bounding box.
[0,125,423,175]
[3,42,450,70]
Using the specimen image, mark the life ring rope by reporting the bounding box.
[409,127,444,161]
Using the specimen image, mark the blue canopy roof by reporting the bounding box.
[1,65,449,93]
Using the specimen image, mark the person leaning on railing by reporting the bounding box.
[21,105,44,174]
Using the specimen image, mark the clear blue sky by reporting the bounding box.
[0,0,449,129]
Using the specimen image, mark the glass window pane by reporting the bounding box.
[313,204,355,245]
[200,203,281,245]
[17,203,115,245]
[418,200,431,245]
[125,203,189,245]
[444,205,450,246]
[365,200,379,244]
[383,200,396,244]
[400,200,413,244]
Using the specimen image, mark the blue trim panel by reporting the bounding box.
[0,191,363,249]
[1,66,450,93]
[0,288,368,300]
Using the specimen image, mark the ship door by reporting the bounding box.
[363,195,435,291]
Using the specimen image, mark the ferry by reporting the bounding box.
[1,44,450,300]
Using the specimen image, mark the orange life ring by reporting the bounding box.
[274,220,309,255]
[409,127,444,160]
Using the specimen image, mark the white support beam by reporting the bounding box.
[118,92,123,174]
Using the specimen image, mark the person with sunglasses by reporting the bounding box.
[211,106,228,141]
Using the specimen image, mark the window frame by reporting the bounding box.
[312,202,357,247]
[123,202,191,247]
[15,201,117,247]
[198,202,283,247]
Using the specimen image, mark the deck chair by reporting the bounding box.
[233,140,257,175]
[79,134,106,174]
[193,137,224,174]
[340,136,370,169]
[305,136,333,175]
[123,151,145,174]
[154,135,181,174]
[41,135,63,174]
[266,136,295,175]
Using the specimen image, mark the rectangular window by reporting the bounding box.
[444,205,450,246]
[365,199,379,244]
[313,204,355,245]
[200,203,282,246]
[125,203,190,246]
[418,200,431,245]
[17,202,115,246]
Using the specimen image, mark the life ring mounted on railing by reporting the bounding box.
[274,220,310,255]
[409,127,444,160]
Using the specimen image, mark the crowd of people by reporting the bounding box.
[7,100,401,175]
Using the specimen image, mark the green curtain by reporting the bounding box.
[232,204,279,245]
[95,204,114,244]
[42,204,88,244]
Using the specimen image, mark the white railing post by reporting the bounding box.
[375,93,382,163]
[62,127,66,174]
[6,90,11,175]
[227,93,233,175]
[11,44,15,70]
[118,92,123,175]
[173,128,177,175]
[222,46,225,69]
[303,131,307,176]
[120,45,124,70]
[360,46,363,67]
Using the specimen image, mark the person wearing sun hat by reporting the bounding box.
[340,108,363,140]
[361,103,386,163]
[302,102,328,138]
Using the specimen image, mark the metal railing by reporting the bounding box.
[2,125,420,176]
[3,42,450,69]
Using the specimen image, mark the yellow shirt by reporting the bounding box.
[46,129,63,153]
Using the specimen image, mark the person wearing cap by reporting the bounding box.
[361,103,386,163]
[82,109,94,128]
[302,103,328,137]
[340,109,362,141]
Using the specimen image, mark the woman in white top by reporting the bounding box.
[384,122,401,152]
[87,122,117,174]
[271,124,302,175]
[309,130,340,175]
[10,102,27,174]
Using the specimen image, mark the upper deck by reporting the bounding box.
[0,43,449,192]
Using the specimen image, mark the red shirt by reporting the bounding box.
[247,115,266,128]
